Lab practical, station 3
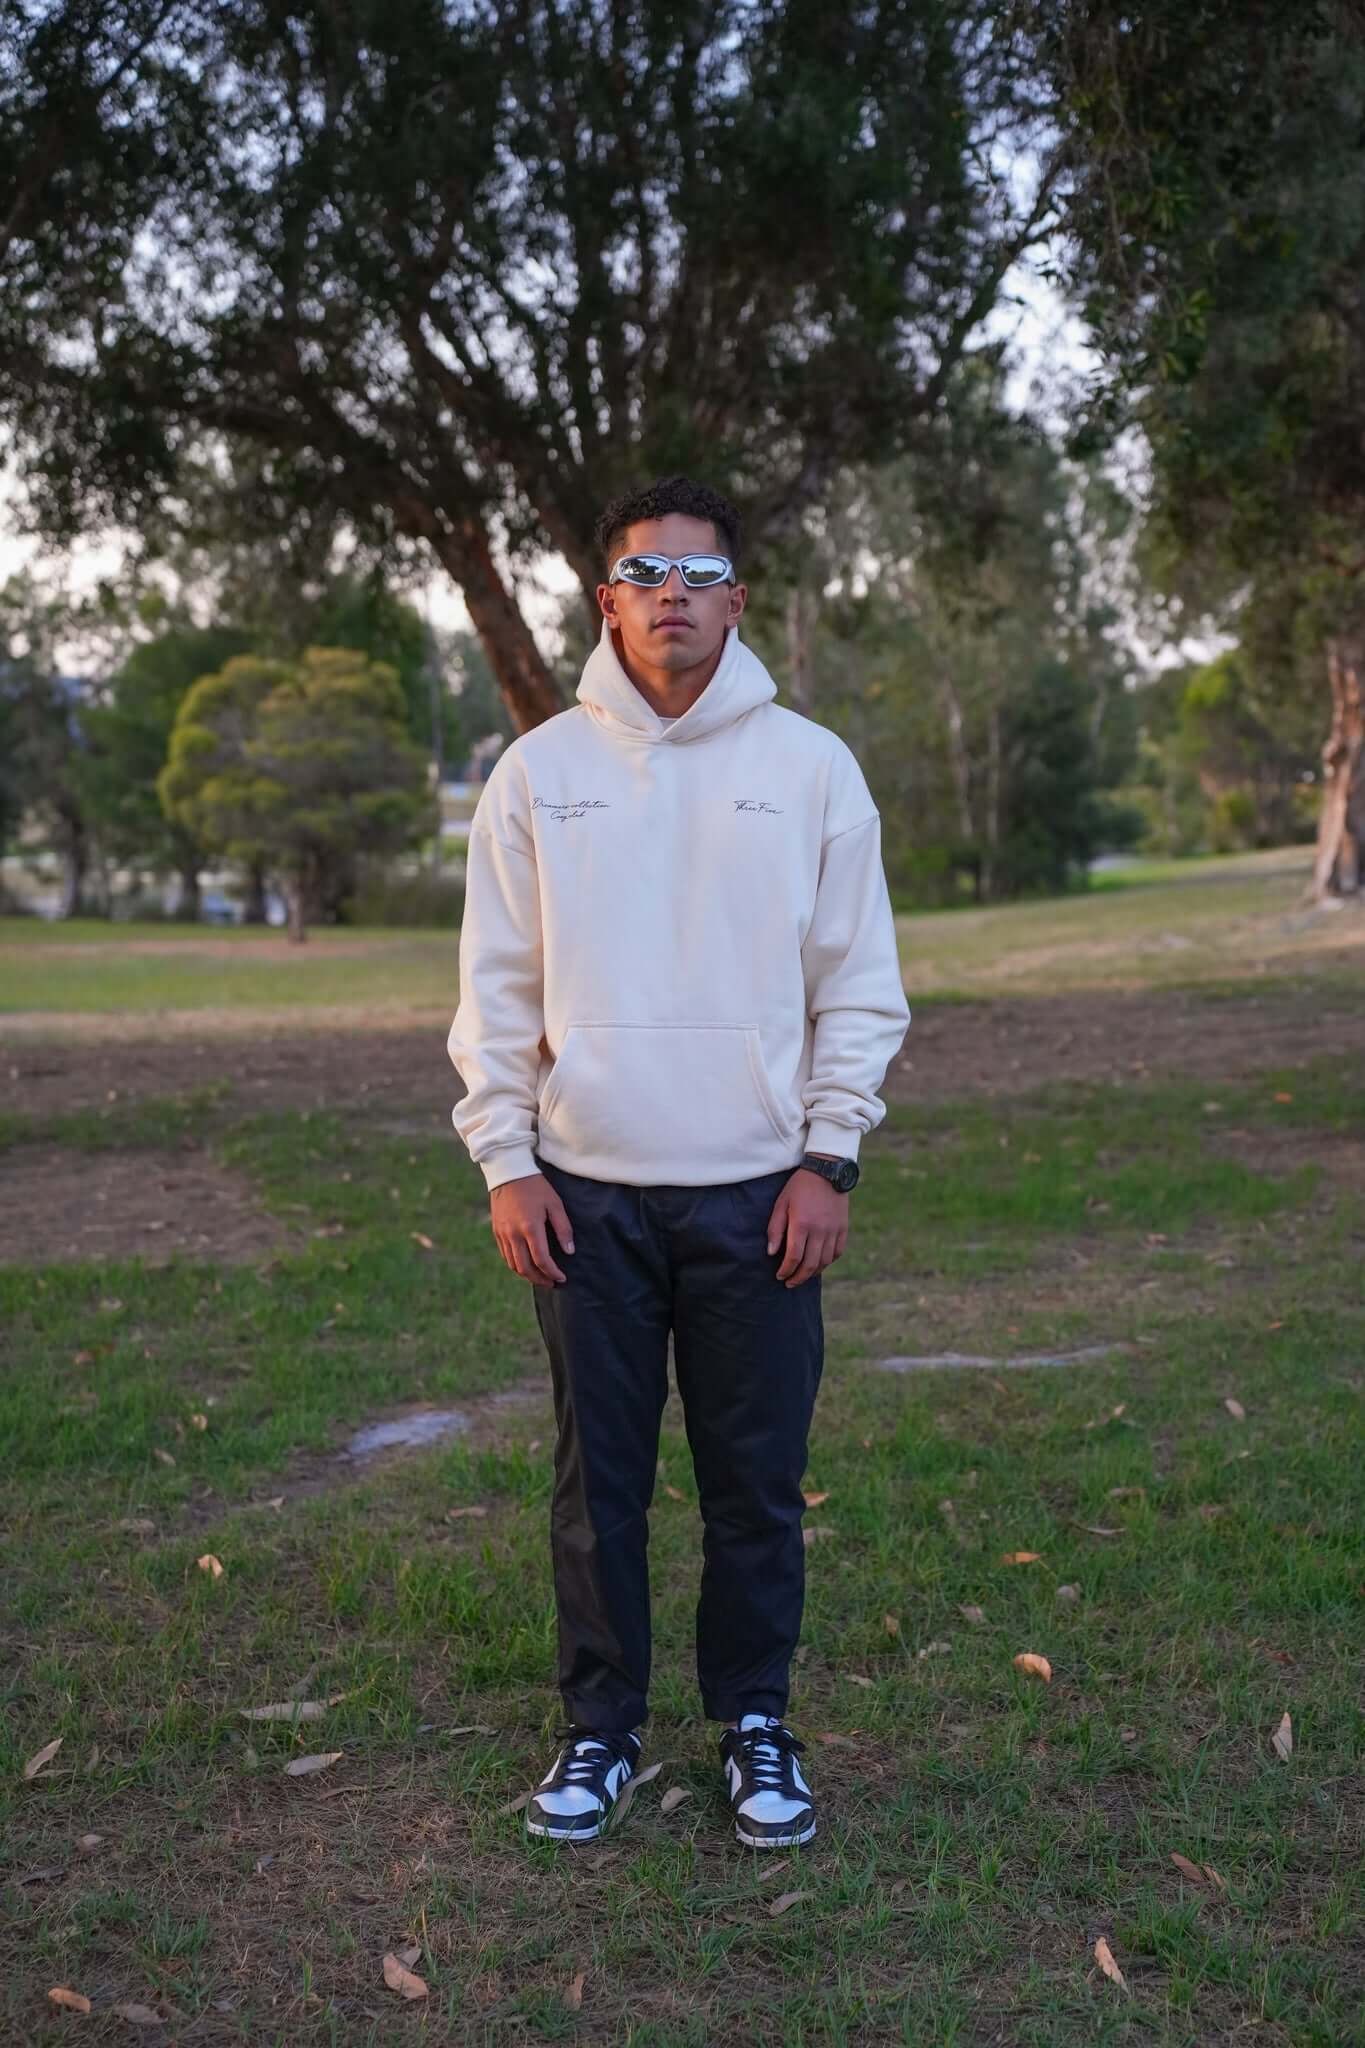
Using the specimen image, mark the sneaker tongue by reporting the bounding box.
[738,1713,779,1733]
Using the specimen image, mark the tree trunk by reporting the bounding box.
[241,859,268,924]
[1304,632,1365,903]
[173,860,200,921]
[784,586,815,715]
[426,518,565,734]
[283,866,310,944]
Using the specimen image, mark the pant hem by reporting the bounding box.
[561,1698,648,1735]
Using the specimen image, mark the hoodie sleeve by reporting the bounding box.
[447,754,546,1192]
[798,747,911,1161]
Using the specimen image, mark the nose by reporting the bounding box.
[657,565,689,599]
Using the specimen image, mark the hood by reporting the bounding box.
[576,620,777,745]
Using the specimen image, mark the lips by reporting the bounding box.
[654,618,692,631]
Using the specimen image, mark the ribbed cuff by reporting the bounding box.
[479,1143,542,1192]
[802,1118,862,1163]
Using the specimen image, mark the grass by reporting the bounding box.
[3,845,1360,1022]
[1,850,1363,2041]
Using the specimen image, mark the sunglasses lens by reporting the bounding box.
[679,555,729,586]
[615,555,669,585]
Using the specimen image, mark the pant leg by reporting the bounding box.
[531,1154,671,1734]
[668,1166,825,1724]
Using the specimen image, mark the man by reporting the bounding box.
[447,475,910,1849]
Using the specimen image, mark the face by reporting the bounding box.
[597,513,747,676]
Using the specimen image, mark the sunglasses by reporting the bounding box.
[607,551,735,589]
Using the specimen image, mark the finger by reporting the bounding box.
[765,1199,787,1257]
[776,1224,808,1280]
[527,1223,567,1285]
[548,1201,576,1254]
[786,1232,834,1288]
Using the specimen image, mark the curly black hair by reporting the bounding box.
[594,475,742,573]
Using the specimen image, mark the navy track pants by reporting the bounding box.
[531,1152,824,1732]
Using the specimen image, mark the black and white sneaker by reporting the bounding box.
[524,1725,642,1842]
[720,1712,816,1848]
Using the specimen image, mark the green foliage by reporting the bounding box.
[0,1,1052,713]
[80,623,253,909]
[160,647,435,938]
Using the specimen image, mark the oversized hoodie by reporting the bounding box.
[447,621,911,1190]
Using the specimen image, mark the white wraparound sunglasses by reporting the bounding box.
[607,551,735,589]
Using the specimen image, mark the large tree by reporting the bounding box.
[1,0,1059,731]
[1027,0,1365,902]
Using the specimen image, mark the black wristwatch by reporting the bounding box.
[799,1153,860,1193]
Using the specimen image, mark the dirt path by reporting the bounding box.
[2,984,1359,1127]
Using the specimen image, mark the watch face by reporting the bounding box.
[833,1159,860,1192]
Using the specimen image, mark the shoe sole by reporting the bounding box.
[734,1817,817,1849]
[525,1812,608,1842]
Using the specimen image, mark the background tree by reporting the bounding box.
[159,646,434,940]
[0,572,99,916]
[1027,0,1365,901]
[1,0,1060,733]
[740,362,1143,902]
[81,616,253,917]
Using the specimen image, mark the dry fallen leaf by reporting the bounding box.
[660,1785,690,1815]
[1224,1396,1247,1421]
[502,1789,532,1814]
[448,1723,497,1736]
[608,1758,663,1826]
[153,1447,176,1466]
[1013,1652,1053,1683]
[382,1951,428,2000]
[802,1524,836,1546]
[395,1943,421,1968]
[916,1639,952,1660]
[411,1232,435,1251]
[196,1552,224,1579]
[1170,1851,1225,1890]
[802,1490,831,1507]
[240,1694,349,1722]
[1073,1521,1122,1538]
[283,1751,343,1777]
[1107,1485,1146,1501]
[189,1412,208,1431]
[959,1604,986,1625]
[883,1612,900,1636]
[1271,1710,1293,1761]
[1001,1551,1043,1565]
[445,1505,489,1520]
[663,1484,685,1501]
[1094,1936,1128,1991]
[767,1889,813,1917]
[48,1986,92,2013]
[23,1737,63,1780]
[565,1969,586,2010]
[113,2001,165,2025]
[75,1834,104,1854]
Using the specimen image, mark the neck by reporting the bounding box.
[611,626,728,717]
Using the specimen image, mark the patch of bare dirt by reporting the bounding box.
[0,1145,305,1265]
[3,986,1362,1130]
[1203,1122,1365,1189]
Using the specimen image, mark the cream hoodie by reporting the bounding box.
[447,621,911,1190]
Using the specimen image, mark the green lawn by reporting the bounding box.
[2,845,1356,1021]
[2,856,1363,2042]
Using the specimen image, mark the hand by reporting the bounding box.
[766,1159,849,1288]
[490,1171,575,1287]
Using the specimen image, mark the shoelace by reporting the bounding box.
[551,1724,637,1788]
[736,1719,804,1794]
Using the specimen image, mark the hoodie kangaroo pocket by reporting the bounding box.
[537,1021,797,1173]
